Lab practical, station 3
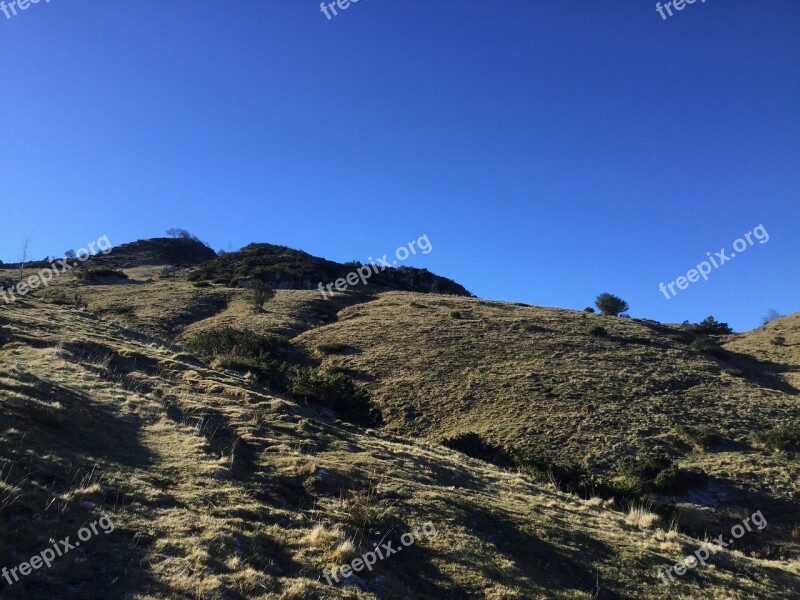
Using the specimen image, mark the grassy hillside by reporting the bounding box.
[1,239,798,598]
[295,293,796,457]
[294,293,800,558]
[726,312,800,389]
[2,299,799,599]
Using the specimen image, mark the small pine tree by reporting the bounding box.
[595,293,629,317]
[249,280,275,312]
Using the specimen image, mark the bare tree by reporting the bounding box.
[18,238,28,282]
[65,249,77,259]
[167,228,192,239]
[762,309,783,326]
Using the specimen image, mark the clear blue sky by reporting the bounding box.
[1,0,797,331]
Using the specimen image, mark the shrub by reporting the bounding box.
[75,269,129,282]
[771,335,787,346]
[615,451,675,494]
[589,326,607,337]
[188,327,288,362]
[441,435,593,494]
[687,316,733,335]
[595,293,629,317]
[614,450,701,494]
[317,342,348,355]
[584,307,595,313]
[158,265,179,278]
[287,365,381,426]
[325,362,350,375]
[509,447,594,495]
[249,279,276,312]
[450,310,462,319]
[751,423,800,452]
[187,327,380,426]
[441,433,514,468]
[675,425,720,451]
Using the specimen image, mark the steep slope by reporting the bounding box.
[3,239,798,597]
[725,313,800,390]
[294,293,800,559]
[1,300,798,599]
[295,293,797,460]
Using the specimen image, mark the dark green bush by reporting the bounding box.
[751,423,800,452]
[614,450,701,494]
[675,425,720,451]
[188,327,287,362]
[75,269,129,281]
[686,316,733,335]
[187,327,380,426]
[589,326,607,337]
[324,362,350,375]
[249,279,276,312]
[287,366,380,426]
[317,342,348,355]
[509,447,595,495]
[442,434,595,495]
[771,335,787,346]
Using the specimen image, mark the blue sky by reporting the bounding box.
[1,0,797,331]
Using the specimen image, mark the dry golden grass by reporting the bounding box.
[295,293,797,466]
[1,261,799,598]
[653,525,683,554]
[625,504,661,529]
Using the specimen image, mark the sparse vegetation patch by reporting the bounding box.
[76,269,129,282]
[751,422,800,453]
[188,327,381,426]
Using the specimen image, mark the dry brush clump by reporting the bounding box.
[624,503,661,530]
